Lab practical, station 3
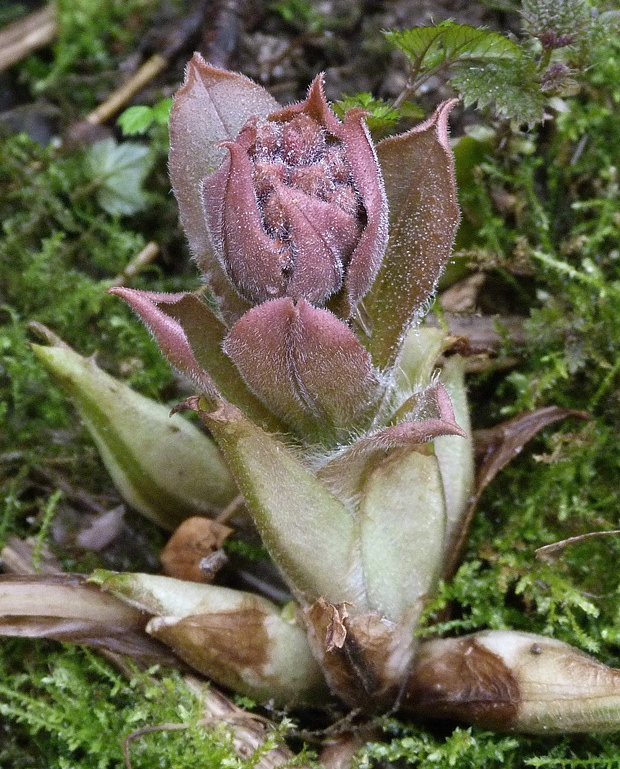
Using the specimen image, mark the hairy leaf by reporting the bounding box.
[169,53,278,324]
[522,0,590,41]
[434,357,475,558]
[386,23,522,72]
[224,298,382,443]
[387,23,546,124]
[108,288,283,432]
[361,100,459,371]
[31,326,237,529]
[189,400,360,607]
[451,57,545,124]
[359,447,446,622]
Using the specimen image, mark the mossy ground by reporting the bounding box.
[2,0,620,766]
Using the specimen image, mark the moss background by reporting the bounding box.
[2,0,620,766]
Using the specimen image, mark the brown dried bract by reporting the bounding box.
[402,635,520,729]
[304,599,404,709]
[161,516,233,583]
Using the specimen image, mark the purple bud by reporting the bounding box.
[223,298,382,436]
[203,75,389,314]
[537,30,576,49]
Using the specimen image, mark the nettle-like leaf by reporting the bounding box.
[521,0,590,41]
[86,138,153,216]
[387,23,545,124]
[451,56,545,124]
[386,23,523,72]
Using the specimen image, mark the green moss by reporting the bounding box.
[357,725,520,768]
[388,30,620,769]
[3,3,620,768]
[22,0,173,113]
[0,641,300,769]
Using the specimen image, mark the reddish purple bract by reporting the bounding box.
[202,75,389,312]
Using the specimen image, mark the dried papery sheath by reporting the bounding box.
[92,571,327,706]
[303,598,416,709]
[0,574,175,664]
[404,630,620,733]
[160,517,232,583]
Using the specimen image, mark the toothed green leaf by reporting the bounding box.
[451,56,545,124]
[387,23,545,124]
[386,23,523,72]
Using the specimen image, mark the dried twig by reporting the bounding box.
[535,530,620,561]
[216,493,245,524]
[0,535,60,575]
[111,242,160,286]
[187,676,306,769]
[84,8,203,126]
[0,4,57,73]
[85,54,169,125]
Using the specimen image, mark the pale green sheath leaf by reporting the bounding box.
[359,446,447,623]
[194,401,359,606]
[31,328,236,529]
[434,355,474,557]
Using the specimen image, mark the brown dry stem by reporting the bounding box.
[0,4,57,73]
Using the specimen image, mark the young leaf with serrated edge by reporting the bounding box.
[386,24,522,73]
[386,24,544,123]
[451,56,545,124]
